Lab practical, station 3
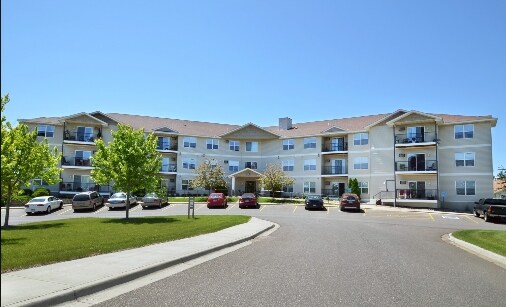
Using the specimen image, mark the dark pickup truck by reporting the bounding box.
[473,198,506,222]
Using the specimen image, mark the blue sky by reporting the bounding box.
[2,0,505,175]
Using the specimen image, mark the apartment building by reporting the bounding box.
[19,109,497,211]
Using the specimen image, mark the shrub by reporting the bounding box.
[18,189,34,196]
[32,188,51,197]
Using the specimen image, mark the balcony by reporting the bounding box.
[395,132,437,146]
[395,160,437,172]
[59,182,111,194]
[322,142,348,153]
[321,166,348,175]
[160,164,177,173]
[157,141,178,151]
[397,188,438,200]
[64,131,100,143]
[61,156,93,167]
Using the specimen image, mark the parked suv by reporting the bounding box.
[72,191,104,212]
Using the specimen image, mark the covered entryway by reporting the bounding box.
[229,168,262,195]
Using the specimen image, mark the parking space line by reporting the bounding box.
[464,215,480,224]
[293,206,297,213]
[260,205,267,211]
[363,209,367,216]
[428,213,435,221]
[196,204,206,211]
[59,208,72,215]
[327,207,330,214]
[227,204,236,211]
[95,206,107,214]
[130,205,141,212]
[161,204,174,211]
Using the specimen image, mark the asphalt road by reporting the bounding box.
[2,204,505,306]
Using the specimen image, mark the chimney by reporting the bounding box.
[279,117,292,130]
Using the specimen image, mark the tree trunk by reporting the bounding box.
[3,186,12,227]
[126,194,130,219]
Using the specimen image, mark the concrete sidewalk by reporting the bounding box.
[1,217,275,307]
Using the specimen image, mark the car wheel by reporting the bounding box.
[59,201,63,209]
[484,212,490,222]
[46,206,51,214]
[26,212,32,216]
[159,202,162,209]
[93,203,96,211]
[474,210,480,217]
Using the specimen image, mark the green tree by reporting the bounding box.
[1,94,61,227]
[258,164,295,197]
[348,178,361,198]
[497,168,506,190]
[190,159,227,194]
[91,124,162,219]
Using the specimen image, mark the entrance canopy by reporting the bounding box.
[228,168,263,193]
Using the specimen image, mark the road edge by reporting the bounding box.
[444,233,506,270]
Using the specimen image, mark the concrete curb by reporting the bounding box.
[445,233,506,270]
[14,219,275,307]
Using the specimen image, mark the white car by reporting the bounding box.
[106,192,137,209]
[25,196,63,214]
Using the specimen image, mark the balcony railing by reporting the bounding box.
[322,142,348,152]
[62,156,93,167]
[64,131,99,142]
[160,164,177,172]
[397,188,438,200]
[396,160,437,172]
[59,182,111,194]
[157,142,178,151]
[395,132,437,145]
[321,166,348,175]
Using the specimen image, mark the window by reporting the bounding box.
[246,142,258,152]
[303,181,316,193]
[229,161,239,172]
[353,157,369,170]
[182,179,193,190]
[206,139,219,150]
[455,152,475,167]
[283,139,294,150]
[161,157,170,172]
[304,159,316,171]
[282,185,294,193]
[76,127,93,142]
[75,150,92,166]
[229,140,240,151]
[182,158,196,169]
[353,133,368,145]
[245,161,258,169]
[33,178,49,186]
[183,137,197,148]
[304,137,316,149]
[456,180,475,196]
[283,160,294,171]
[37,125,55,138]
[359,181,369,194]
[157,137,170,150]
[455,124,474,139]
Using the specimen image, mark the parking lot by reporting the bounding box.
[1,202,499,228]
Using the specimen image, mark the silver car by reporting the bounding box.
[72,191,104,211]
[106,192,137,209]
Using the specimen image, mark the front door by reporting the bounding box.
[331,159,345,174]
[245,181,256,193]
[331,138,344,151]
[408,181,426,199]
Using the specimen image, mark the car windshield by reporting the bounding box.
[29,197,47,203]
[144,193,157,198]
[210,194,222,198]
[73,194,90,201]
[111,193,127,199]
[242,193,255,198]
[307,195,321,200]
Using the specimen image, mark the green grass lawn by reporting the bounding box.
[452,230,506,256]
[1,215,250,272]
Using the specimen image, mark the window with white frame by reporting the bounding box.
[283,160,294,171]
[303,181,316,193]
[245,161,258,169]
[304,159,317,171]
[454,124,474,139]
[353,157,369,170]
[33,178,49,186]
[157,137,170,150]
[283,139,294,150]
[456,180,475,195]
[229,140,240,151]
[182,179,193,190]
[183,137,197,148]
[304,137,316,149]
[206,139,219,150]
[359,181,369,194]
[161,157,170,172]
[282,184,294,193]
[182,158,196,169]
[455,152,475,167]
[246,141,258,152]
[353,133,368,145]
[209,159,218,169]
[229,160,239,172]
[37,125,55,137]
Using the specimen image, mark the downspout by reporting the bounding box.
[393,125,397,207]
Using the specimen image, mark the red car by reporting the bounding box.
[340,193,360,211]
[239,193,258,209]
[207,193,227,208]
